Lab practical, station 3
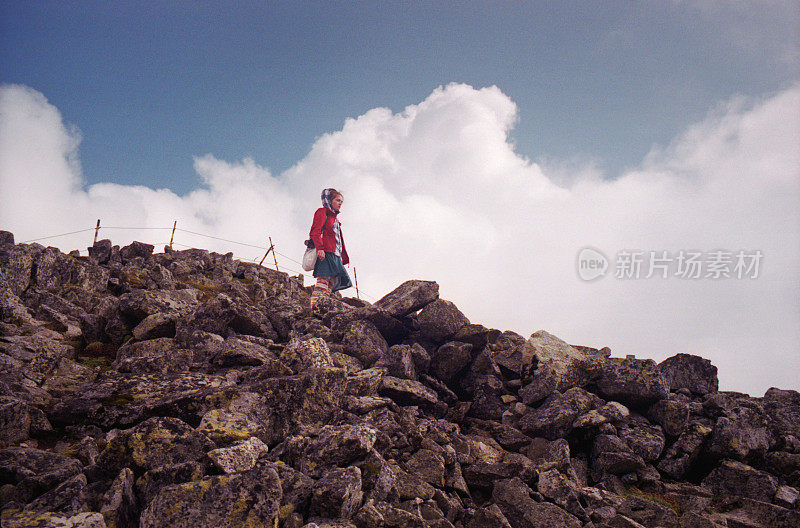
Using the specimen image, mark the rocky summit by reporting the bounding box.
[0,231,798,528]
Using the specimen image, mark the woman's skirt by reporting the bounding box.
[313,252,352,292]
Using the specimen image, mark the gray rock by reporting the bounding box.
[139,464,282,528]
[374,280,439,317]
[658,353,718,395]
[518,387,603,440]
[280,335,335,372]
[342,319,388,367]
[379,376,439,408]
[0,396,31,448]
[0,447,82,502]
[647,393,690,437]
[430,341,473,385]
[518,330,606,403]
[0,231,14,246]
[416,299,469,343]
[536,468,586,520]
[405,449,446,488]
[99,467,137,528]
[492,477,582,528]
[468,504,513,528]
[113,338,193,374]
[375,344,417,380]
[310,466,363,520]
[591,434,646,478]
[705,394,774,461]
[96,416,216,474]
[616,495,679,528]
[208,437,269,473]
[702,459,779,502]
[131,312,177,340]
[763,387,800,440]
[596,357,669,408]
[657,422,714,479]
[119,241,154,261]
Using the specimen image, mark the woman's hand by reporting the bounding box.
[317,250,326,260]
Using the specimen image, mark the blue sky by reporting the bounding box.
[0,2,799,395]
[2,1,797,193]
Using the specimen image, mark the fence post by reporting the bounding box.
[259,243,272,266]
[169,221,177,248]
[268,236,279,272]
[354,267,360,299]
[93,219,101,244]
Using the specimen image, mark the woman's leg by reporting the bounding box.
[310,276,331,310]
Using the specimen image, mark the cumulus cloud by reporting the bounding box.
[0,82,798,395]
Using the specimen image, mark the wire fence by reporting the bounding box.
[19,222,379,302]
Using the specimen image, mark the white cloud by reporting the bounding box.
[1,81,798,396]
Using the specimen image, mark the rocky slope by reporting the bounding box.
[0,230,798,528]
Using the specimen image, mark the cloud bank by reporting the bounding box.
[1,82,798,395]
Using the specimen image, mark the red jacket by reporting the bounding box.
[309,207,349,265]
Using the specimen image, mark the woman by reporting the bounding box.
[309,188,352,309]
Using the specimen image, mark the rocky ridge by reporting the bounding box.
[0,231,798,528]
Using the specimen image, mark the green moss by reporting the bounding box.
[78,356,111,370]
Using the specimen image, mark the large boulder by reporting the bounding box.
[704,392,774,461]
[517,331,606,404]
[310,465,363,520]
[658,353,718,395]
[139,464,282,528]
[0,447,82,502]
[763,387,800,440]
[416,299,469,343]
[374,280,439,317]
[96,416,216,474]
[342,319,388,367]
[596,357,669,408]
[702,459,779,502]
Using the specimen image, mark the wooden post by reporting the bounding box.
[269,237,279,272]
[169,221,177,248]
[93,219,101,244]
[354,267,360,299]
[259,244,273,266]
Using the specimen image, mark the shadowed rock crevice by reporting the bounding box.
[0,231,797,528]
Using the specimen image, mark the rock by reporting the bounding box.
[343,319,388,367]
[522,437,571,473]
[0,447,82,502]
[492,477,582,528]
[518,387,603,440]
[518,330,606,403]
[100,467,137,528]
[763,388,800,440]
[208,437,269,473]
[21,472,88,517]
[88,239,114,264]
[405,449,446,488]
[618,421,666,462]
[96,416,216,474]
[280,335,335,372]
[462,452,537,489]
[374,280,439,317]
[596,357,669,408]
[1,510,108,528]
[113,338,192,374]
[139,465,282,528]
[718,497,800,528]
[283,424,378,477]
[310,465,363,520]
[0,396,31,448]
[416,299,469,343]
[705,393,774,461]
[131,312,177,340]
[647,393,690,437]
[774,484,799,509]
[119,241,154,261]
[657,422,714,479]
[616,495,679,528]
[658,353,718,395]
[118,288,200,323]
[591,434,646,478]
[536,468,586,520]
[468,504,513,528]
[702,459,779,502]
[430,341,473,385]
[134,461,205,506]
[379,376,439,408]
[0,231,14,245]
[375,344,417,380]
